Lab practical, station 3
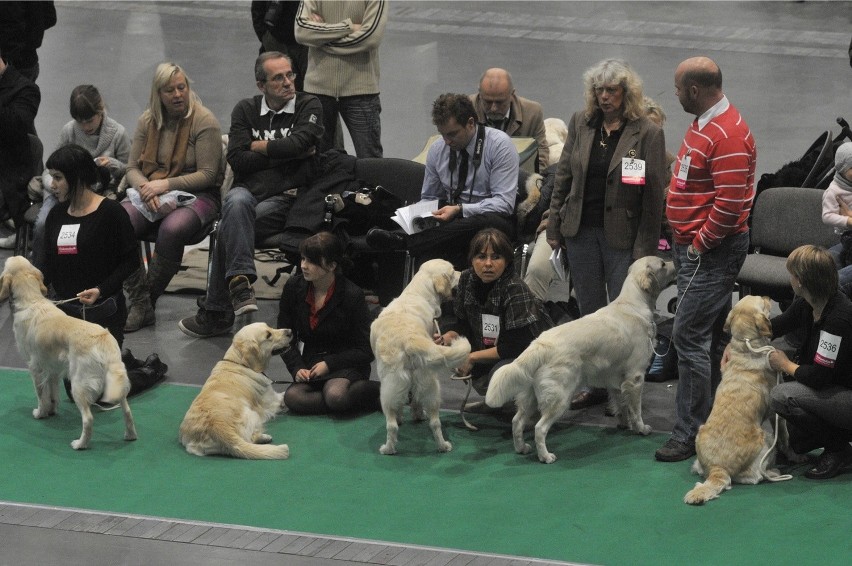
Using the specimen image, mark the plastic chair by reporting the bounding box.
[736,186,838,302]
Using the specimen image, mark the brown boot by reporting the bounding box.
[147,254,182,306]
[124,266,155,332]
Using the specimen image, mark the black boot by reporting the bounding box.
[122,348,145,370]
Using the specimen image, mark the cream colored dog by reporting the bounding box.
[179,322,292,459]
[684,295,800,505]
[0,256,137,450]
[371,259,471,455]
[486,256,676,463]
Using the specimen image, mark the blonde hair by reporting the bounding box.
[146,62,200,129]
[583,59,645,122]
[643,95,667,127]
[786,245,838,302]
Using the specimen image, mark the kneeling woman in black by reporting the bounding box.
[277,231,379,414]
[43,144,165,397]
[768,245,852,480]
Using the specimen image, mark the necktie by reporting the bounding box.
[456,149,469,201]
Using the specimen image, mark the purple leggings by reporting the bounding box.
[121,195,216,262]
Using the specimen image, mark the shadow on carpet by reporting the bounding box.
[0,369,847,565]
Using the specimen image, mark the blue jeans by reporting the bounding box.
[563,225,633,316]
[204,187,295,311]
[671,231,749,444]
[312,93,383,158]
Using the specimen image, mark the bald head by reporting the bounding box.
[674,56,724,116]
[478,68,515,123]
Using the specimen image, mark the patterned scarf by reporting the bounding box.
[139,114,191,181]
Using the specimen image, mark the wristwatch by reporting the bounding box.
[457,203,463,217]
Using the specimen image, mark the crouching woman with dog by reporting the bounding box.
[766,245,852,480]
[277,231,380,414]
[435,228,553,401]
[42,144,166,398]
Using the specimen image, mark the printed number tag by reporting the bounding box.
[621,158,646,185]
[57,223,80,255]
[481,314,500,347]
[814,330,841,368]
[675,155,691,189]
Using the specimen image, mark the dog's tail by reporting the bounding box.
[485,345,540,407]
[683,465,731,505]
[100,361,131,405]
[399,334,471,371]
[227,439,290,460]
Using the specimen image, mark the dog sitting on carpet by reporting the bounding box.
[485,256,676,463]
[0,256,137,450]
[371,259,471,455]
[179,323,293,459]
[684,295,803,505]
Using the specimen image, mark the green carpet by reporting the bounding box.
[0,369,848,565]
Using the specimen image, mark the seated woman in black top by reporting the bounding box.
[277,231,379,414]
[768,245,852,480]
[43,144,165,397]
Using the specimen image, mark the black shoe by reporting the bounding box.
[655,437,696,462]
[804,447,852,480]
[228,274,258,316]
[366,228,407,251]
[143,353,169,377]
[178,307,235,338]
[121,348,144,370]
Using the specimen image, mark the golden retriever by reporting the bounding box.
[485,256,676,463]
[684,295,800,505]
[371,259,471,455]
[0,256,137,450]
[179,322,292,459]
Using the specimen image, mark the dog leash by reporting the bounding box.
[740,338,794,482]
[650,253,703,358]
[51,297,109,322]
[434,318,479,431]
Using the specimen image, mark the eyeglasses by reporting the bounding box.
[266,72,297,85]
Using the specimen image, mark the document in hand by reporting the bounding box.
[391,199,439,235]
[550,248,567,281]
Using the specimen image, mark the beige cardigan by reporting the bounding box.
[126,104,223,193]
[294,0,387,98]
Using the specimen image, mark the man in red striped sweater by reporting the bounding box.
[655,56,757,462]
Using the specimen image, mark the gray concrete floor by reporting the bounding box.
[1,1,850,564]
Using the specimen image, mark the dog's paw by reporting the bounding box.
[539,452,557,464]
[125,431,137,441]
[437,441,452,453]
[635,424,652,436]
[32,408,49,419]
[515,442,532,455]
[379,444,396,455]
[256,433,273,444]
[71,439,88,450]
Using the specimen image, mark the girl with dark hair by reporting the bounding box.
[277,231,379,414]
[42,144,165,399]
[436,228,552,400]
[32,84,131,269]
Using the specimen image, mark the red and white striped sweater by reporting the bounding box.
[666,101,756,253]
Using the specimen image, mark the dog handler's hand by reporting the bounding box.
[76,288,100,305]
[768,349,798,376]
[309,361,329,379]
[295,369,312,382]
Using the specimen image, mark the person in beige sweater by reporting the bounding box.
[122,62,223,331]
[294,0,387,157]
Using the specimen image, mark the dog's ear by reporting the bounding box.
[434,271,452,298]
[723,306,735,334]
[753,309,772,339]
[638,262,659,295]
[0,274,9,302]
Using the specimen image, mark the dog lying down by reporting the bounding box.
[371,259,471,455]
[485,256,676,463]
[684,295,801,505]
[0,256,137,450]
[179,323,292,459]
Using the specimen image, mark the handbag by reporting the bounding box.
[333,185,404,236]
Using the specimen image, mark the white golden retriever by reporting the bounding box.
[0,256,137,450]
[371,259,471,455]
[485,256,676,463]
[684,295,800,505]
[180,322,292,459]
